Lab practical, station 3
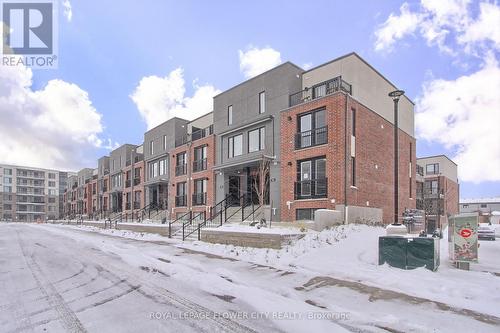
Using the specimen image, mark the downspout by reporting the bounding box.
[344,93,348,224]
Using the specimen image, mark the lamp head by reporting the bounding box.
[388,90,405,100]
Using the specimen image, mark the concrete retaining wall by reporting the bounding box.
[336,205,383,225]
[200,230,303,249]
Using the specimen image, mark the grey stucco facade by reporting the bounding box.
[213,62,303,221]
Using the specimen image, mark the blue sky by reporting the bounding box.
[2,0,499,199]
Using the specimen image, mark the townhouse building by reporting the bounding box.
[143,118,188,212]
[416,155,459,231]
[280,53,416,223]
[169,113,215,220]
[0,163,71,222]
[121,145,145,217]
[213,62,303,222]
[460,197,500,224]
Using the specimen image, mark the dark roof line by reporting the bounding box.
[417,154,458,166]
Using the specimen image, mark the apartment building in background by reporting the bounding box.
[416,155,459,232]
[281,53,416,223]
[0,164,71,222]
[460,197,500,224]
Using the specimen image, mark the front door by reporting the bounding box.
[228,176,240,206]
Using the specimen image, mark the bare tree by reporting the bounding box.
[252,158,271,206]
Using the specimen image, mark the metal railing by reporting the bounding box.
[289,76,352,107]
[294,178,328,200]
[133,177,141,186]
[175,164,187,176]
[168,210,191,238]
[125,180,131,188]
[174,125,214,147]
[192,192,207,206]
[175,195,187,207]
[192,158,207,172]
[294,126,328,149]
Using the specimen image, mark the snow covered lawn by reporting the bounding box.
[181,224,500,319]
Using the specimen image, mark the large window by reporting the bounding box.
[175,182,187,207]
[228,105,233,125]
[150,140,154,155]
[175,152,187,176]
[295,157,327,199]
[296,108,327,149]
[351,157,356,187]
[193,178,208,205]
[248,127,265,153]
[426,163,439,175]
[259,91,266,114]
[228,134,243,158]
[193,145,207,172]
[3,169,12,175]
[351,108,356,137]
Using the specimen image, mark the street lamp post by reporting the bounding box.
[388,89,405,225]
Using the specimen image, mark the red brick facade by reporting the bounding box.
[280,92,416,223]
[121,161,145,217]
[169,135,216,219]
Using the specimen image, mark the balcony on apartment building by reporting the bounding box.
[192,192,207,206]
[125,202,131,210]
[294,178,328,200]
[133,177,141,186]
[175,164,187,176]
[125,179,131,188]
[174,125,214,148]
[16,171,45,179]
[289,76,352,107]
[175,195,187,207]
[193,158,207,172]
[133,201,140,209]
[295,126,328,149]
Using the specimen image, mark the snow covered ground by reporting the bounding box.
[1,222,499,333]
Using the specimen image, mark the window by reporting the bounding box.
[351,108,356,137]
[462,204,469,208]
[3,177,12,184]
[153,162,158,178]
[112,159,115,171]
[426,163,439,175]
[296,208,324,221]
[163,135,167,150]
[296,157,327,199]
[159,160,165,176]
[150,140,154,155]
[176,152,187,176]
[3,204,12,210]
[425,180,439,194]
[176,182,187,207]
[3,169,12,175]
[416,165,424,176]
[351,157,356,187]
[259,91,266,114]
[297,108,327,149]
[248,127,265,153]
[49,197,56,203]
[228,134,243,158]
[480,204,487,208]
[193,145,208,172]
[49,181,56,187]
[3,186,12,193]
[228,105,233,125]
[49,189,56,195]
[193,178,208,205]
[49,173,56,179]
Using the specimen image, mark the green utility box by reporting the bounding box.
[379,236,440,271]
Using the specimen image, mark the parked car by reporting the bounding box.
[478,225,496,240]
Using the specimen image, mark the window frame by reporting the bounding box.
[248,127,265,153]
[228,134,243,158]
[228,105,233,125]
[259,91,266,114]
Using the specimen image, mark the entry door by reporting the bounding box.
[228,176,240,206]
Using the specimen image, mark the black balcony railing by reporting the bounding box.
[133,202,140,209]
[133,177,141,186]
[192,193,207,206]
[125,179,131,188]
[103,186,108,192]
[175,164,187,176]
[289,76,352,107]
[175,195,187,207]
[295,126,328,149]
[175,125,214,147]
[294,178,328,200]
[125,203,131,210]
[193,158,207,172]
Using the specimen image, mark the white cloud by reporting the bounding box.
[374,0,499,55]
[130,68,220,130]
[0,65,110,171]
[62,0,72,22]
[238,46,282,79]
[374,3,422,52]
[415,55,500,183]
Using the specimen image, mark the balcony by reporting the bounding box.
[193,158,207,172]
[295,126,328,149]
[289,76,352,107]
[175,195,187,207]
[133,202,140,209]
[103,186,108,192]
[125,203,131,210]
[125,179,131,188]
[294,178,328,200]
[175,164,187,176]
[175,125,214,147]
[133,177,141,186]
[192,192,207,206]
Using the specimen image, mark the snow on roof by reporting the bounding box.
[460,197,500,204]
[491,211,500,216]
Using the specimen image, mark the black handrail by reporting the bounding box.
[182,211,206,240]
[168,211,191,238]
